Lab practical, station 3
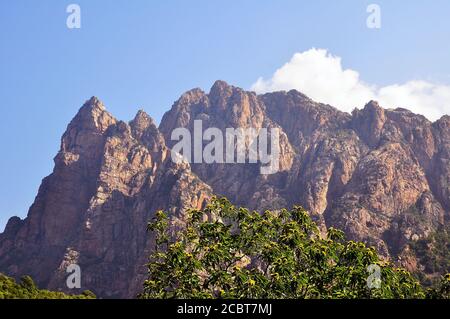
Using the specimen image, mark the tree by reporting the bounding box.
[426,274,450,299]
[141,197,430,299]
[0,273,95,299]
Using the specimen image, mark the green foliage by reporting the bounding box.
[0,273,95,299]
[410,224,450,278]
[426,274,450,299]
[141,197,432,299]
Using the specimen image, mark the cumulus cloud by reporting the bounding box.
[251,48,450,121]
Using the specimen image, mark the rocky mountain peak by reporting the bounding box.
[209,80,232,95]
[130,110,156,138]
[68,96,115,133]
[59,97,116,158]
[351,100,387,147]
[87,96,105,109]
[358,100,386,122]
[208,80,235,110]
[0,81,448,297]
[364,99,382,110]
[129,110,166,155]
[178,88,206,106]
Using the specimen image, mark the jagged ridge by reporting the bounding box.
[0,81,448,297]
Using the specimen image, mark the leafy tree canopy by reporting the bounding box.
[0,273,95,299]
[141,197,449,299]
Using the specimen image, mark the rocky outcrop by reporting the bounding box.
[0,81,448,297]
[0,97,211,298]
[159,81,294,209]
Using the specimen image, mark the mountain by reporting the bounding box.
[0,81,448,297]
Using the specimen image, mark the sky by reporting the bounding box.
[1,0,450,231]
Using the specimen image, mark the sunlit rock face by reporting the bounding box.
[0,81,448,297]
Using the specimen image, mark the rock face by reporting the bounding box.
[0,97,212,298]
[0,81,448,297]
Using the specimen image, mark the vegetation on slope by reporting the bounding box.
[0,273,95,299]
[409,224,450,286]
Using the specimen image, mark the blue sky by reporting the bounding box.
[1,0,450,231]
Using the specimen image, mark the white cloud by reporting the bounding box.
[251,48,450,121]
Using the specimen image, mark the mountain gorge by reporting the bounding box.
[0,80,448,297]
